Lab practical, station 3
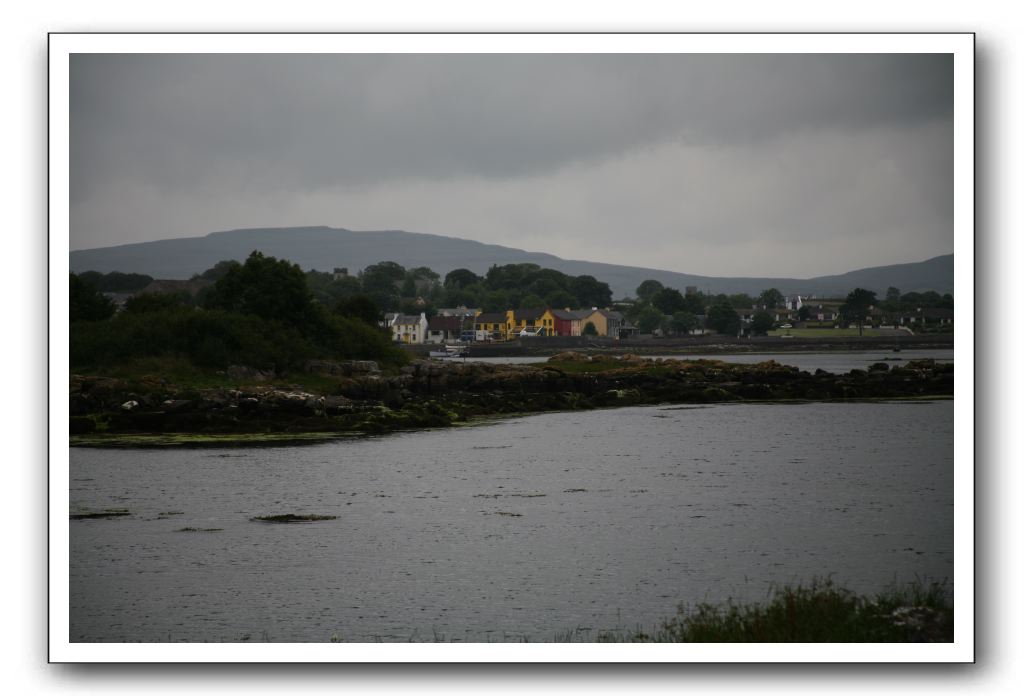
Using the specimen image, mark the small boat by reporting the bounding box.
[429,345,469,358]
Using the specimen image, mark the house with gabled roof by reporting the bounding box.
[507,308,547,337]
[473,312,509,341]
[390,312,428,344]
[551,309,591,336]
[426,315,464,344]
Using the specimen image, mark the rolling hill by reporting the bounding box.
[69,226,954,299]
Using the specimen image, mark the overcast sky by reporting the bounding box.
[69,53,953,277]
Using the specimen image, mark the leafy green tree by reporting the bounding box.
[444,268,483,289]
[518,294,546,310]
[480,289,511,313]
[727,294,754,309]
[797,305,811,322]
[682,293,706,315]
[123,292,185,314]
[196,260,241,282]
[651,287,686,315]
[758,288,784,309]
[360,261,406,310]
[526,276,561,299]
[670,311,698,335]
[203,251,315,328]
[528,268,571,294]
[636,279,664,301]
[582,321,599,336]
[707,300,740,335]
[659,314,674,336]
[442,286,479,308]
[750,310,775,336]
[637,306,663,334]
[408,266,440,283]
[840,288,878,336]
[77,271,104,288]
[400,275,418,298]
[92,271,155,292]
[885,286,901,306]
[623,299,648,323]
[70,273,115,322]
[334,294,381,326]
[545,289,576,309]
[571,275,612,308]
[486,263,541,290]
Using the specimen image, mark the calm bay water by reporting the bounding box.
[465,349,953,373]
[69,400,953,642]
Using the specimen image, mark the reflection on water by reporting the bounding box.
[70,401,953,642]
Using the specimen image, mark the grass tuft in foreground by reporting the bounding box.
[595,579,952,643]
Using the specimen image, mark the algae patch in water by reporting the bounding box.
[251,514,338,523]
[70,509,130,520]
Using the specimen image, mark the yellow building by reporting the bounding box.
[575,309,604,336]
[575,309,625,338]
[473,312,509,340]
[536,309,557,336]
[507,308,552,336]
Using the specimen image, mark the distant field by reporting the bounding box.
[767,328,898,338]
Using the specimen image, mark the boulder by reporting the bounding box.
[226,365,274,382]
[550,351,590,362]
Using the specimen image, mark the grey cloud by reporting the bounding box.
[69,52,953,275]
[70,54,951,196]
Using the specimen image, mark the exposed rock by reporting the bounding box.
[161,399,193,413]
[549,351,590,362]
[69,356,954,441]
[226,365,274,382]
[304,359,381,376]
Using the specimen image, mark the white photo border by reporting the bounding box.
[49,31,974,663]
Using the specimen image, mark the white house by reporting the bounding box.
[390,313,428,344]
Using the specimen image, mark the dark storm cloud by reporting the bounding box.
[69,52,953,275]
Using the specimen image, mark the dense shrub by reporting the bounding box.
[70,305,406,373]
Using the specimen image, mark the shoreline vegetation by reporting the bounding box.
[589,579,952,643]
[70,352,953,447]
[492,580,952,643]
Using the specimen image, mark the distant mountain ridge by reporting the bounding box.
[69,226,954,298]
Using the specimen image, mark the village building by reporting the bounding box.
[425,315,464,344]
[472,312,509,341]
[389,312,428,344]
[435,306,481,319]
[573,308,628,338]
[550,309,591,336]
[506,308,548,337]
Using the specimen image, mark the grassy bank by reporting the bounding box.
[587,579,952,643]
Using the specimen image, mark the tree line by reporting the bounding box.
[71,253,954,375]
[70,252,408,374]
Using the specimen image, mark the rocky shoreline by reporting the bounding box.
[69,353,954,446]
